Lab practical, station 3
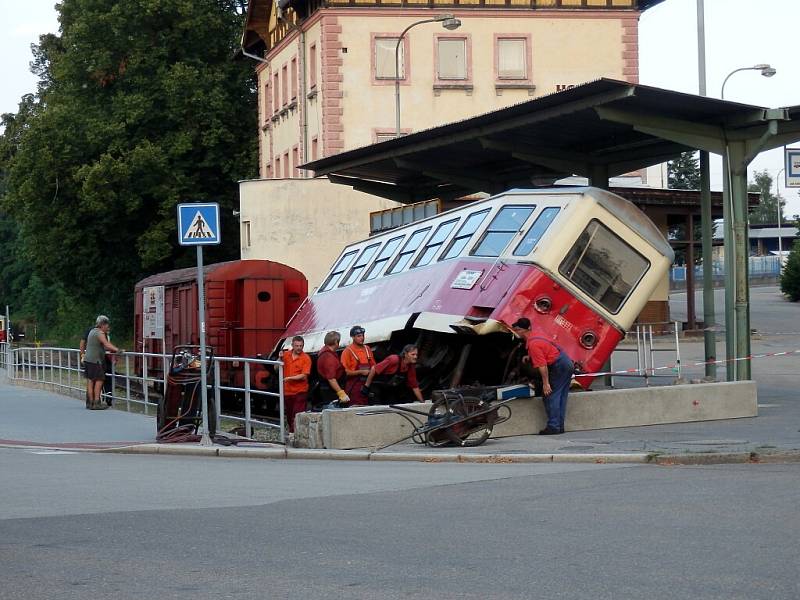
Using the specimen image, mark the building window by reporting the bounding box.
[283,152,289,178]
[373,35,405,82]
[281,64,288,106]
[263,82,271,123]
[497,37,528,80]
[275,156,281,178]
[292,146,299,177]
[273,72,280,113]
[291,57,298,100]
[311,137,319,161]
[436,37,467,80]
[242,221,251,248]
[309,44,317,89]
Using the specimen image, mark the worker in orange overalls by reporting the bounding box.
[281,335,312,432]
[341,325,375,406]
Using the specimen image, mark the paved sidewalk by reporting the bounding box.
[1,352,798,463]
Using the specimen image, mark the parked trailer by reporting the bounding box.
[277,187,674,395]
[135,260,307,404]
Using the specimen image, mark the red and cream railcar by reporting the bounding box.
[280,187,673,392]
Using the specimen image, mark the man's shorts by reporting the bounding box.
[85,362,106,381]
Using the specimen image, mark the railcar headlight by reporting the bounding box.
[580,330,598,349]
[534,296,552,314]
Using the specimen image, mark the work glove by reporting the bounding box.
[336,389,350,404]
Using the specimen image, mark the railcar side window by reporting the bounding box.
[440,209,490,261]
[387,227,431,274]
[413,219,459,267]
[340,243,381,287]
[559,219,650,314]
[319,250,358,292]
[472,205,535,257]
[513,207,560,256]
[363,236,404,281]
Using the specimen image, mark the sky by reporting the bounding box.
[1,0,798,216]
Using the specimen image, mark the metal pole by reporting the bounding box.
[214,361,221,433]
[244,361,252,439]
[197,245,212,445]
[395,35,402,137]
[686,212,696,330]
[278,360,286,443]
[776,163,785,265]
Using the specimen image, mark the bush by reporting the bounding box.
[780,240,800,301]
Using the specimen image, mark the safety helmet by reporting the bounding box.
[350,325,365,337]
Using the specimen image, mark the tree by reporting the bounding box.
[667,151,702,264]
[748,169,783,225]
[2,0,257,336]
[667,151,700,191]
[780,240,800,301]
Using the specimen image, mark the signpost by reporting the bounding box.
[785,147,800,187]
[177,202,221,446]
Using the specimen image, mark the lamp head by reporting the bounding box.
[760,66,777,78]
[435,14,461,30]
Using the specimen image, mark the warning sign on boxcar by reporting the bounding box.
[451,269,483,290]
[177,203,221,245]
[143,285,165,339]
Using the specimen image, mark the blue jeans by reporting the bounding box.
[544,352,573,431]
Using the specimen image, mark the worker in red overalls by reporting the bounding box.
[363,344,424,405]
[341,325,375,406]
[316,330,349,406]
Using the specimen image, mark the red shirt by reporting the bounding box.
[526,337,560,368]
[282,349,311,395]
[374,354,418,389]
[317,346,344,381]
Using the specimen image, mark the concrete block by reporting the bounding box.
[217,446,287,459]
[286,448,371,461]
[321,403,434,450]
[296,381,757,450]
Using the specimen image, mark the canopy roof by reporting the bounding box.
[304,79,800,204]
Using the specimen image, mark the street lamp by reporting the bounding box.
[720,64,776,99]
[395,14,461,137]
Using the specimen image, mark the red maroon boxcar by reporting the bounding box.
[135,260,307,392]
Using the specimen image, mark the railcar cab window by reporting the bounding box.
[387,227,431,274]
[363,235,404,281]
[559,219,650,314]
[319,250,358,292]
[413,219,459,268]
[472,205,535,257]
[341,243,381,287]
[440,209,490,261]
[513,207,560,256]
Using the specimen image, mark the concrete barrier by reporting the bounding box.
[294,381,758,450]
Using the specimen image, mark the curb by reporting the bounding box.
[97,443,653,464]
[10,442,800,465]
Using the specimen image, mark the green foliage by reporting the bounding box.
[748,170,783,225]
[667,151,700,191]
[0,0,257,340]
[780,240,800,302]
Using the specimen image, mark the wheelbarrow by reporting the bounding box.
[364,389,513,449]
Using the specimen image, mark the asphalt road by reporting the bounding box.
[1,448,798,600]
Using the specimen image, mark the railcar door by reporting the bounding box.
[237,279,286,358]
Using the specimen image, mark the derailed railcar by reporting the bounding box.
[135,260,307,397]
[277,187,673,394]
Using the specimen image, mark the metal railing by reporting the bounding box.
[0,343,286,442]
[609,321,682,387]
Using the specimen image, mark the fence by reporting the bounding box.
[670,255,782,285]
[0,343,286,442]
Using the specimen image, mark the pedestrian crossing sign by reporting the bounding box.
[178,203,221,246]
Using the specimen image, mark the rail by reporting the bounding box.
[0,343,286,443]
[608,321,682,387]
